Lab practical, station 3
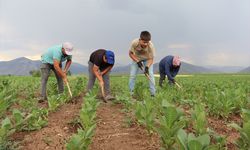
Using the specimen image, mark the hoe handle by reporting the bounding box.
[101,85,107,103]
[66,82,73,98]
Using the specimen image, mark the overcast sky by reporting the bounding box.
[0,0,250,67]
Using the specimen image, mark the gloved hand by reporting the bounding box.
[144,66,149,75]
[137,61,143,68]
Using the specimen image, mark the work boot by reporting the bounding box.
[95,93,108,103]
[105,95,115,100]
[168,80,175,86]
[159,79,164,87]
[37,96,47,103]
[95,92,102,99]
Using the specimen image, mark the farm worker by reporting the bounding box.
[129,31,156,97]
[159,55,181,87]
[86,49,115,100]
[39,42,73,102]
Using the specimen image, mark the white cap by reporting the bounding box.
[62,42,73,55]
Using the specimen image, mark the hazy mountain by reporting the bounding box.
[205,66,244,73]
[112,62,214,74]
[177,62,215,73]
[153,62,214,74]
[67,62,88,74]
[0,57,87,75]
[239,66,250,73]
[112,64,131,74]
[0,57,246,76]
[0,57,41,75]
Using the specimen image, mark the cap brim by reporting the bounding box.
[65,50,73,55]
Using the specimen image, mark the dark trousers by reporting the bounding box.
[159,66,175,87]
[159,65,166,87]
[86,61,111,95]
[40,63,64,99]
[159,73,166,87]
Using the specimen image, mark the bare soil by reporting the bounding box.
[89,102,161,150]
[181,104,240,149]
[208,115,240,150]
[10,97,241,150]
[11,98,161,150]
[11,98,83,150]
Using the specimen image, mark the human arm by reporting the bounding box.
[146,58,153,68]
[129,51,140,62]
[101,65,113,76]
[172,66,180,78]
[129,51,144,69]
[92,64,104,87]
[53,59,67,83]
[164,64,175,82]
[63,59,72,73]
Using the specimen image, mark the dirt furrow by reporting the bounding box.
[12,97,83,150]
[89,102,160,150]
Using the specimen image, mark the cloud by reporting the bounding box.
[25,55,41,60]
[0,20,10,33]
[1,0,250,67]
[205,51,250,66]
[0,54,12,61]
[71,49,93,65]
[167,44,192,49]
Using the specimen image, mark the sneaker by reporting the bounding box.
[105,95,115,100]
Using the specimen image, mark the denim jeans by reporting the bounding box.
[129,60,156,95]
[40,63,64,99]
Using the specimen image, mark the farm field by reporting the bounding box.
[0,74,250,150]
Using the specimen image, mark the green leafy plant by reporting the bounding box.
[155,105,185,149]
[12,109,24,130]
[71,77,85,96]
[191,104,207,135]
[114,94,133,111]
[177,129,211,150]
[48,95,61,111]
[66,92,99,150]
[207,130,227,150]
[242,108,250,122]
[66,124,96,150]
[230,109,250,149]
[134,81,147,101]
[80,103,96,129]
[0,89,15,118]
[0,117,15,149]
[135,99,156,134]
[23,108,48,131]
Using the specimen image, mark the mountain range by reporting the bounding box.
[0,57,249,76]
[239,66,250,73]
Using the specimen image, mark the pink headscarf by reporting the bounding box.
[173,56,181,66]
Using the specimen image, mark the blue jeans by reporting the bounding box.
[129,60,156,95]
